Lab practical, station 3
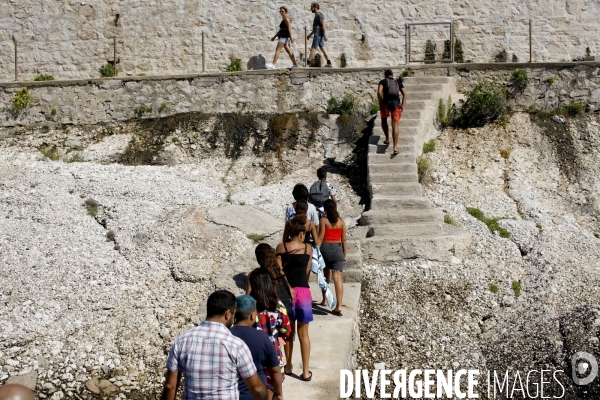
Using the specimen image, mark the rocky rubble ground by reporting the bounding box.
[0,114,364,398]
[356,113,600,399]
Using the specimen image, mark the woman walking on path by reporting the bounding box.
[248,269,293,396]
[282,200,320,246]
[266,6,299,69]
[275,217,313,381]
[318,199,346,316]
[247,243,294,320]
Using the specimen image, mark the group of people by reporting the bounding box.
[266,2,333,69]
[161,168,346,400]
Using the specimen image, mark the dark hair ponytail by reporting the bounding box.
[324,199,339,225]
[249,269,278,312]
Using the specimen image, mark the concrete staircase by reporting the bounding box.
[360,76,471,262]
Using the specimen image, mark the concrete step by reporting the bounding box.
[346,253,362,269]
[369,172,417,183]
[401,110,422,120]
[399,101,426,111]
[368,182,423,197]
[400,84,444,92]
[371,127,419,137]
[360,209,444,225]
[400,119,420,128]
[346,240,361,254]
[368,139,416,154]
[369,163,416,174]
[371,195,433,210]
[368,144,414,155]
[403,77,452,85]
[369,152,415,164]
[367,222,447,238]
[405,92,436,101]
[361,226,471,263]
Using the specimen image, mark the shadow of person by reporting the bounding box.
[247,54,267,70]
[232,273,248,290]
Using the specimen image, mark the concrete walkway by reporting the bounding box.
[284,281,360,400]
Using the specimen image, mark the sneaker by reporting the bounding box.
[291,64,299,68]
[265,63,275,69]
[325,62,333,68]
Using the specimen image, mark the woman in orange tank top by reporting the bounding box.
[317,199,346,316]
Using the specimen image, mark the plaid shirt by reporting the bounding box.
[166,321,257,400]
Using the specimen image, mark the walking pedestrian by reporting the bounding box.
[275,217,313,381]
[161,290,268,400]
[309,167,337,218]
[266,7,299,69]
[306,3,333,67]
[317,199,346,316]
[248,269,293,390]
[377,69,407,154]
[282,200,320,246]
[285,183,320,227]
[231,295,283,400]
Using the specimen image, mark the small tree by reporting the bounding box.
[425,40,435,62]
[454,82,507,128]
[454,39,464,63]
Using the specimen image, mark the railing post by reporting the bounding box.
[202,32,206,72]
[450,21,454,63]
[407,25,411,64]
[113,37,117,76]
[529,19,532,63]
[405,24,408,65]
[13,37,18,81]
[304,26,308,67]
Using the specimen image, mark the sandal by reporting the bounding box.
[332,310,343,317]
[392,150,399,155]
[383,140,390,145]
[300,371,313,381]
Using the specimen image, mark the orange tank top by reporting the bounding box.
[323,228,342,242]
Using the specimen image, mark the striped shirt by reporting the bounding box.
[166,321,257,400]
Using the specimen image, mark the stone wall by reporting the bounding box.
[1,63,599,129]
[1,0,599,81]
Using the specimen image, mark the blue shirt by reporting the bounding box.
[230,326,280,400]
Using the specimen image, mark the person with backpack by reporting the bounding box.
[309,167,336,217]
[377,69,407,155]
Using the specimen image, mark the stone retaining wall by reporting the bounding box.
[1,0,599,81]
[1,63,599,128]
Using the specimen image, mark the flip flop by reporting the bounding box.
[332,310,343,317]
[392,150,399,155]
[383,140,390,145]
[300,371,313,381]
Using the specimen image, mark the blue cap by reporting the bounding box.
[236,295,256,312]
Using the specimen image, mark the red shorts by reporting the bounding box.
[380,104,403,123]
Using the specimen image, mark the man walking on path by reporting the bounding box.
[231,295,283,400]
[161,290,269,400]
[309,167,337,217]
[306,3,333,67]
[377,69,407,154]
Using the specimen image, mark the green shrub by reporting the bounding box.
[137,73,147,76]
[509,68,528,98]
[159,103,167,111]
[34,74,54,81]
[134,105,152,116]
[500,149,510,159]
[326,92,363,116]
[424,40,435,62]
[100,63,116,77]
[247,233,265,244]
[417,156,431,183]
[87,206,98,217]
[423,140,435,154]
[454,39,464,63]
[39,146,59,161]
[546,76,555,86]
[437,96,453,128]
[511,280,521,297]
[367,101,380,116]
[51,108,57,116]
[489,284,499,293]
[566,102,584,116]
[11,87,34,112]
[67,153,85,163]
[444,215,454,225]
[536,222,543,232]
[571,78,577,85]
[172,136,178,143]
[239,201,246,206]
[400,69,414,78]
[466,207,511,238]
[454,82,507,128]
[226,59,243,72]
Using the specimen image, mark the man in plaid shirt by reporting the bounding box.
[161,290,269,400]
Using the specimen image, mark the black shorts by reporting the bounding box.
[320,242,345,271]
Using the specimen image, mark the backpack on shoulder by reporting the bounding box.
[309,181,330,207]
[383,78,402,102]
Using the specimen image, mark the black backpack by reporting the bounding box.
[309,181,330,207]
[383,78,401,102]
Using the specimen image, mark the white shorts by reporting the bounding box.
[278,37,291,44]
